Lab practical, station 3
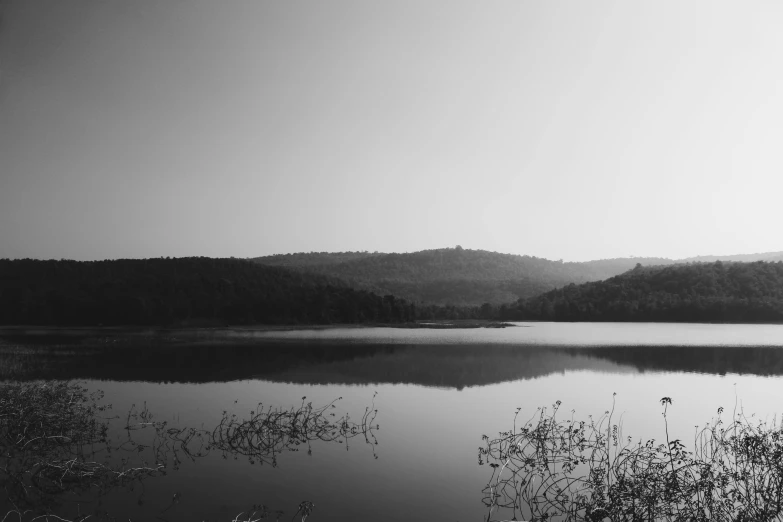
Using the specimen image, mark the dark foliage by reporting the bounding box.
[514,260,783,323]
[0,257,420,326]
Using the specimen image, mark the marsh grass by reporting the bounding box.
[481,395,783,521]
[1,381,377,521]
[210,393,379,466]
[0,381,164,521]
[122,392,379,470]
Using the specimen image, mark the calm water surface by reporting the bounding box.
[3,322,783,521]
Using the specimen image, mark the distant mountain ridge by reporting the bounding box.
[252,247,783,306]
[680,252,783,263]
[255,251,384,267]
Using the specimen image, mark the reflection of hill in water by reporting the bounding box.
[0,341,632,387]
[0,342,391,383]
[262,346,634,389]
[4,333,783,387]
[273,345,783,387]
[574,346,783,376]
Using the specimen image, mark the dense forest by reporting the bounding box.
[0,257,431,326]
[253,247,679,306]
[512,260,783,323]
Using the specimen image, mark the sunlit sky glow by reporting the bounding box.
[1,1,782,262]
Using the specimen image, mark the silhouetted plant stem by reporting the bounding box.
[2,381,378,522]
[482,395,783,521]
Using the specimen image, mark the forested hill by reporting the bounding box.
[253,247,675,306]
[514,261,783,323]
[0,257,420,326]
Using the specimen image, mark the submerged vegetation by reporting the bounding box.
[482,396,783,521]
[132,393,380,468]
[0,381,378,521]
[0,381,162,519]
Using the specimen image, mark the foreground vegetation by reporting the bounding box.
[0,381,377,521]
[482,396,783,521]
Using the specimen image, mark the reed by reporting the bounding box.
[481,395,783,522]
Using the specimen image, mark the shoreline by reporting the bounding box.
[0,320,519,337]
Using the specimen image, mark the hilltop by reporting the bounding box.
[252,247,675,306]
[681,251,783,263]
[513,260,783,323]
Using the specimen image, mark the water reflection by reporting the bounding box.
[574,345,783,376]
[5,328,783,522]
[5,338,783,386]
[0,342,398,382]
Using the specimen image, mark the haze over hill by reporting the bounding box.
[252,248,783,306]
[681,252,783,263]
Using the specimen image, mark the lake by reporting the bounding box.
[3,322,783,521]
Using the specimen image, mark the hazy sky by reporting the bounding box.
[2,1,782,262]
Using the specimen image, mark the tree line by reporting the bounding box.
[511,260,783,323]
[5,257,782,326]
[0,257,424,326]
